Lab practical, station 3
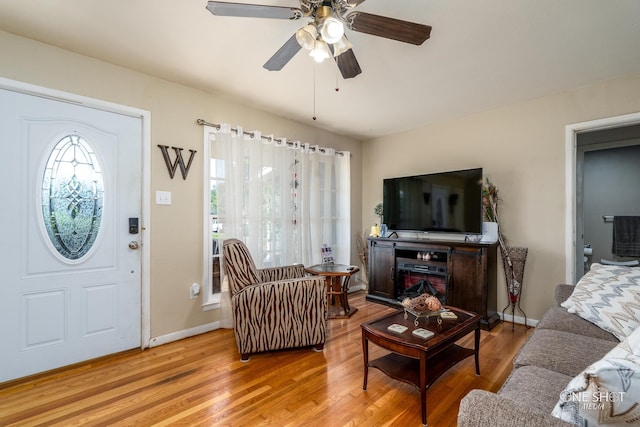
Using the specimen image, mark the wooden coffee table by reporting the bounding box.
[361,306,481,426]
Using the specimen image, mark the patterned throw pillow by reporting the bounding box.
[552,326,640,425]
[561,263,640,341]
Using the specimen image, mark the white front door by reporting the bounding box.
[0,87,143,382]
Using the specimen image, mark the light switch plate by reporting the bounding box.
[156,190,171,205]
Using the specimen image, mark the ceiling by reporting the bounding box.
[1,1,640,140]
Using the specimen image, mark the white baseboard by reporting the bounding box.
[349,282,367,293]
[149,280,366,347]
[499,312,539,328]
[149,321,221,347]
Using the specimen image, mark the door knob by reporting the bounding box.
[128,241,140,250]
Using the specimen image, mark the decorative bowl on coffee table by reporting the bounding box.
[403,307,447,326]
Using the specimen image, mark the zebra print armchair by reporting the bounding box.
[222,238,328,361]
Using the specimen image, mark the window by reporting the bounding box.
[41,134,104,260]
[210,157,224,295]
[202,124,351,314]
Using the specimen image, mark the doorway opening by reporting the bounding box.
[566,114,640,283]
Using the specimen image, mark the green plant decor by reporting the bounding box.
[374,203,383,225]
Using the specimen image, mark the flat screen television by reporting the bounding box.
[383,168,483,235]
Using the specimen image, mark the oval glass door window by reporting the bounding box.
[42,134,104,260]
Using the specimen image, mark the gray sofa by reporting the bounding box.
[457,284,619,427]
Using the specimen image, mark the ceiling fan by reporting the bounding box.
[206,0,432,79]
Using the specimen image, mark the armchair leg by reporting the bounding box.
[313,343,325,352]
[240,353,251,362]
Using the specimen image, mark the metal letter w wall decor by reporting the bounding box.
[157,145,197,180]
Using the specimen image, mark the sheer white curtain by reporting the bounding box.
[209,124,351,328]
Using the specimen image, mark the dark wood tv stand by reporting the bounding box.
[367,237,500,330]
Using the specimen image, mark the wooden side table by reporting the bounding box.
[305,263,359,319]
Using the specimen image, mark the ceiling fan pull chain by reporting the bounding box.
[313,63,317,121]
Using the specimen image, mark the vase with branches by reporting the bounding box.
[482,178,529,328]
[354,231,369,284]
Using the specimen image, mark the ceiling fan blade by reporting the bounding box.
[263,34,302,71]
[206,1,302,20]
[334,49,362,79]
[345,11,432,45]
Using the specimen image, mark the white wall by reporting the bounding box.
[0,30,363,338]
[4,27,640,330]
[362,73,640,321]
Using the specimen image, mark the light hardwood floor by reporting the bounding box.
[0,292,532,426]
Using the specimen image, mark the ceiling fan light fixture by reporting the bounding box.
[295,24,318,50]
[315,5,344,44]
[320,16,344,44]
[331,35,353,57]
[309,39,331,63]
